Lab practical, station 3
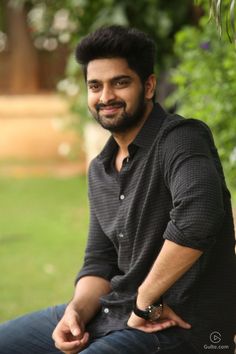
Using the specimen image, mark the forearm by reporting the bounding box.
[137,240,202,308]
[69,276,111,324]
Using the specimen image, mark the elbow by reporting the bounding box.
[164,206,226,252]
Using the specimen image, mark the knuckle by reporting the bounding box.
[68,317,77,327]
[52,330,57,340]
[54,342,61,350]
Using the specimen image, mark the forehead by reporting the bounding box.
[87,57,138,82]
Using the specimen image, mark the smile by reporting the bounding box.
[98,102,125,116]
[99,106,122,114]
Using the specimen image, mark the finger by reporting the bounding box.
[54,338,81,352]
[153,320,177,331]
[52,328,81,352]
[52,327,67,343]
[176,318,191,329]
[79,331,90,347]
[167,311,191,329]
[132,319,176,333]
[59,333,89,354]
[68,317,83,337]
[59,332,89,351]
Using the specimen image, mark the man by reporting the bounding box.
[0,25,235,354]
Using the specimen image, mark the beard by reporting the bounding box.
[89,89,146,133]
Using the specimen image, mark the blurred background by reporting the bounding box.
[0,0,235,321]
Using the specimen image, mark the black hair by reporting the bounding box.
[75,25,156,84]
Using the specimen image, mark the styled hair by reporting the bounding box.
[75,25,156,84]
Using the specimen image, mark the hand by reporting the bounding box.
[127,303,191,333]
[52,303,89,354]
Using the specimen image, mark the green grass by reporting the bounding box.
[0,176,89,321]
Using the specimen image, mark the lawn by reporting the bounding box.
[0,176,89,322]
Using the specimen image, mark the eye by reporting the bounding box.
[88,83,102,92]
[114,79,130,88]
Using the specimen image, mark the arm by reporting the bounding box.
[69,276,111,325]
[129,121,225,332]
[52,276,111,354]
[138,239,202,308]
[53,170,118,353]
[128,240,202,332]
[52,218,117,354]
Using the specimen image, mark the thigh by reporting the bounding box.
[0,304,66,354]
[80,328,189,354]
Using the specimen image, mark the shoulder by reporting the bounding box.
[155,113,220,173]
[158,113,215,150]
[88,156,102,180]
[160,113,212,137]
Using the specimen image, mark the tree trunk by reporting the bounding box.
[6,1,39,93]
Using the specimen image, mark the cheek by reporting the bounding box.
[87,94,98,109]
[125,93,141,111]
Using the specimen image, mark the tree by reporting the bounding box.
[0,0,193,94]
[166,14,236,189]
[207,0,236,43]
[1,1,39,93]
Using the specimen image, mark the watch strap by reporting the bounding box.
[133,296,163,321]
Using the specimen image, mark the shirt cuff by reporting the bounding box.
[163,220,216,251]
[75,264,116,285]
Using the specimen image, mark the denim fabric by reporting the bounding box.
[80,329,198,354]
[0,304,66,354]
[0,304,198,354]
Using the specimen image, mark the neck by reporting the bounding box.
[113,101,153,156]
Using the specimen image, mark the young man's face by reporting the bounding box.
[86,57,152,133]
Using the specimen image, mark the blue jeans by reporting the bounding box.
[0,304,197,354]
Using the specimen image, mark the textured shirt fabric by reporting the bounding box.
[76,103,236,353]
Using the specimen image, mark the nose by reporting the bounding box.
[99,85,116,104]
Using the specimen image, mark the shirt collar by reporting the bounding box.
[98,102,167,166]
[132,102,167,149]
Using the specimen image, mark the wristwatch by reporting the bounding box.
[133,296,163,322]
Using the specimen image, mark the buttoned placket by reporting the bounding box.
[117,155,131,243]
[102,157,131,318]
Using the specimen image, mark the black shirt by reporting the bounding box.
[76,103,236,353]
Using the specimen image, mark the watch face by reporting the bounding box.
[147,304,163,322]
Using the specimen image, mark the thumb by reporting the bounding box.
[171,312,191,329]
[68,315,83,337]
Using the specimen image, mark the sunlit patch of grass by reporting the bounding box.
[0,176,88,321]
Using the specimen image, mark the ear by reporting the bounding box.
[144,74,157,100]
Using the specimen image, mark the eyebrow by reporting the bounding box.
[87,75,132,85]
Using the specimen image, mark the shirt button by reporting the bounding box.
[104,308,109,314]
[118,233,124,238]
[120,194,125,200]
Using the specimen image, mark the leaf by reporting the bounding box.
[205,0,236,45]
[229,0,236,43]
[209,0,222,35]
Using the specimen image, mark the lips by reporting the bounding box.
[96,102,125,112]
[97,102,125,117]
[100,105,122,114]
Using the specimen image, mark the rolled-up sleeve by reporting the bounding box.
[161,120,225,251]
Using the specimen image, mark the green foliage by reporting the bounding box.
[166,16,236,190]
[197,0,236,43]
[13,0,191,70]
